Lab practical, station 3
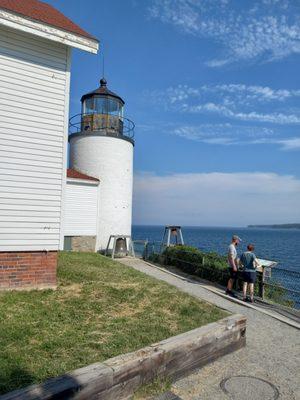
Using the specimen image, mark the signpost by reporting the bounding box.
[256,259,278,299]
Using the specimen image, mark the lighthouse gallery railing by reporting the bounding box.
[69,113,135,139]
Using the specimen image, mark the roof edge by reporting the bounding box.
[67,168,99,182]
[81,91,125,105]
[0,9,99,53]
[67,177,99,186]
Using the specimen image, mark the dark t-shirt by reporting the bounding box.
[240,251,256,272]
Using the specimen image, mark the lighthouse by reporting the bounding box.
[69,78,135,251]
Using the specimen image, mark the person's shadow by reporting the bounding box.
[0,366,81,399]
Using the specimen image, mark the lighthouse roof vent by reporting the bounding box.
[81,78,125,105]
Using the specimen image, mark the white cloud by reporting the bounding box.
[189,102,300,124]
[144,83,300,148]
[148,85,200,107]
[149,84,300,125]
[173,124,275,145]
[139,120,300,150]
[277,137,300,150]
[149,0,201,35]
[202,84,300,102]
[133,172,300,226]
[158,83,300,105]
[172,124,300,150]
[149,0,300,65]
[205,58,231,67]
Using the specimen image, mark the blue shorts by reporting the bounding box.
[243,271,256,283]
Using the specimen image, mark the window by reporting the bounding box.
[83,98,95,114]
[83,96,123,117]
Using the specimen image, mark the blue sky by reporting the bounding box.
[49,0,300,226]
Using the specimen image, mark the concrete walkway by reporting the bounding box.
[120,258,300,400]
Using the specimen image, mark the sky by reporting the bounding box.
[49,0,300,227]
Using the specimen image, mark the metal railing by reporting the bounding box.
[132,240,149,258]
[132,241,300,310]
[69,113,135,139]
[263,267,300,309]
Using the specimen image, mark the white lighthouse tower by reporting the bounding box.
[69,78,134,251]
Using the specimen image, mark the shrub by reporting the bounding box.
[163,246,203,274]
[148,253,160,264]
[162,245,230,285]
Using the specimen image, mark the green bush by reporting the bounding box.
[163,246,203,274]
[162,245,230,286]
[148,253,161,264]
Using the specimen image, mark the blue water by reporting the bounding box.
[132,225,300,272]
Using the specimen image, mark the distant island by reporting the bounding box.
[248,223,300,229]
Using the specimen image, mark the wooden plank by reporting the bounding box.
[87,376,141,400]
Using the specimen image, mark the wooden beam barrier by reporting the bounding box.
[0,314,246,400]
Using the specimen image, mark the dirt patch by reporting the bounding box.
[110,298,153,318]
[58,283,82,298]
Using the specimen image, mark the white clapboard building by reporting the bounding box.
[64,168,100,252]
[0,0,98,290]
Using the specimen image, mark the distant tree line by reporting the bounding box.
[248,223,300,229]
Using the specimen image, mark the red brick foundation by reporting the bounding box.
[0,251,57,290]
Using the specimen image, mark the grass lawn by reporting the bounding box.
[0,252,227,394]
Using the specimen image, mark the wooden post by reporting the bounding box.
[143,241,148,260]
[258,269,265,300]
[261,268,265,300]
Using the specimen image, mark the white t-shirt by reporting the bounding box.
[228,243,237,267]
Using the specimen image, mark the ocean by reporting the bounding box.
[132,225,300,272]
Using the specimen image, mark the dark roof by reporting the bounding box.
[67,168,99,182]
[81,78,125,104]
[0,0,97,40]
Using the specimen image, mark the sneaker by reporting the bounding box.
[225,289,237,298]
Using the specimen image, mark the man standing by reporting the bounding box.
[225,235,242,297]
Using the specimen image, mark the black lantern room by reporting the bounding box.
[69,78,134,141]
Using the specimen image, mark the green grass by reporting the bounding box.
[0,251,227,394]
[133,377,172,399]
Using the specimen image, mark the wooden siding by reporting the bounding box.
[0,25,70,251]
[64,181,98,236]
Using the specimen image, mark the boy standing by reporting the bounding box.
[240,244,261,303]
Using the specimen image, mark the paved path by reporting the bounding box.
[120,258,300,400]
